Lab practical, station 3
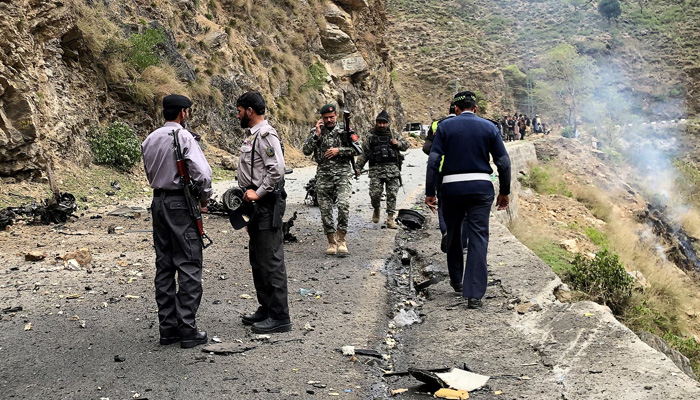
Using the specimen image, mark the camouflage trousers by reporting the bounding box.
[369,177,401,215]
[317,174,352,234]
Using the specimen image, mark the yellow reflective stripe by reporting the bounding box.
[439,155,445,173]
[432,121,439,132]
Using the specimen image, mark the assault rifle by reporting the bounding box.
[343,110,362,180]
[172,129,213,249]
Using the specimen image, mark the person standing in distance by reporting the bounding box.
[236,91,291,334]
[302,104,357,256]
[355,110,409,229]
[142,94,212,348]
[426,91,511,309]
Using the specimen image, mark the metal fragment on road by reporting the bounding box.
[201,343,256,355]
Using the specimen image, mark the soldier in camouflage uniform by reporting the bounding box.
[302,104,358,256]
[356,110,409,229]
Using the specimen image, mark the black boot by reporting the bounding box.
[467,298,483,309]
[241,307,268,326]
[180,331,208,349]
[251,317,292,334]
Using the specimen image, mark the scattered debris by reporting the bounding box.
[341,345,355,356]
[62,248,92,267]
[415,277,442,292]
[304,178,319,206]
[202,343,256,355]
[396,209,425,230]
[354,349,382,358]
[408,368,489,393]
[205,197,230,216]
[114,355,126,362]
[391,388,408,396]
[384,367,450,378]
[303,322,314,331]
[393,309,422,327]
[65,259,81,271]
[107,206,145,219]
[515,301,542,314]
[24,323,32,331]
[59,230,90,236]
[0,192,77,231]
[283,211,298,242]
[299,288,323,297]
[434,388,469,399]
[212,336,222,343]
[2,306,22,313]
[25,251,47,261]
[125,295,140,299]
[239,294,252,299]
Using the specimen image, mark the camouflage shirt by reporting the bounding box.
[302,125,356,177]
[356,129,409,179]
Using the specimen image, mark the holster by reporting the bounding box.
[271,181,286,229]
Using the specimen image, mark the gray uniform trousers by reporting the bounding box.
[151,191,203,338]
[248,191,290,320]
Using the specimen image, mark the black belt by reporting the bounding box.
[153,189,185,197]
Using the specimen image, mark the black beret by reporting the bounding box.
[320,104,337,114]
[376,109,390,122]
[163,94,192,111]
[454,91,477,103]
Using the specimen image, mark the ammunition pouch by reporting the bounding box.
[369,135,398,166]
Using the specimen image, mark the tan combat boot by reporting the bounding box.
[372,208,380,223]
[386,213,398,229]
[336,230,349,255]
[326,232,337,255]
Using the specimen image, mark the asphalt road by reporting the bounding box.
[0,150,428,399]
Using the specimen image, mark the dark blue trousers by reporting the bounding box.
[442,193,494,299]
[438,198,469,249]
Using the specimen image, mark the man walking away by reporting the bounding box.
[142,94,212,348]
[426,91,511,309]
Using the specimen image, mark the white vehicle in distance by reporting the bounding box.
[402,122,425,138]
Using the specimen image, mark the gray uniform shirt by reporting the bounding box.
[237,120,285,199]
[142,122,213,201]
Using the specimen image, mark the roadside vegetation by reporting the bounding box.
[515,160,700,375]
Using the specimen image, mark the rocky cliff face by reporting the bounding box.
[0,0,402,180]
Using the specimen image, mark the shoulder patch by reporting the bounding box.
[261,131,269,138]
[266,146,275,157]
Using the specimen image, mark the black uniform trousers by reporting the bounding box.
[442,193,494,299]
[248,191,290,320]
[151,191,203,338]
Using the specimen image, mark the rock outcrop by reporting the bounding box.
[0,0,402,180]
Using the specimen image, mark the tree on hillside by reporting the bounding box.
[565,0,593,11]
[542,44,598,132]
[598,0,622,21]
[636,0,647,16]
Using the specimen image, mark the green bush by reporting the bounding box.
[567,249,633,314]
[663,333,700,376]
[89,122,142,171]
[128,28,166,71]
[302,62,327,91]
[585,227,610,249]
[519,166,573,197]
[561,126,575,138]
